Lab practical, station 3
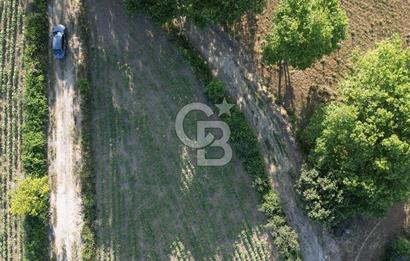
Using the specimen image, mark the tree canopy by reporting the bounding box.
[124,0,265,25]
[10,176,49,219]
[297,37,410,226]
[263,0,348,69]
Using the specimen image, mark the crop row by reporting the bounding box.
[0,0,24,260]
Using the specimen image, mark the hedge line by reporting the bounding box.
[76,2,97,260]
[165,25,301,260]
[21,0,50,260]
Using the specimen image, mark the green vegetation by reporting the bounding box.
[76,1,97,260]
[19,0,50,259]
[10,177,49,218]
[261,192,300,260]
[21,1,48,178]
[263,0,348,70]
[124,0,265,25]
[89,7,274,257]
[297,37,410,227]
[386,234,410,260]
[167,26,301,260]
[0,0,25,259]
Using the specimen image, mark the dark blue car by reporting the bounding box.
[52,25,66,59]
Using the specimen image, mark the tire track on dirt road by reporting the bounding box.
[48,0,83,260]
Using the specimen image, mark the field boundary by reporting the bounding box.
[20,0,50,259]
[75,1,97,260]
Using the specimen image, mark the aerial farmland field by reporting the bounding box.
[0,0,24,259]
[0,0,409,260]
[86,0,275,260]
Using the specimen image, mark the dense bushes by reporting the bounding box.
[297,37,410,227]
[166,27,301,260]
[206,80,270,194]
[10,177,50,260]
[386,234,410,260]
[21,7,48,178]
[18,0,50,259]
[261,192,300,260]
[124,0,265,25]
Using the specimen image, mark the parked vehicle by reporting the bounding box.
[52,25,66,59]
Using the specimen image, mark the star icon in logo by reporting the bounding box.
[215,98,234,117]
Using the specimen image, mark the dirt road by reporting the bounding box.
[48,0,83,260]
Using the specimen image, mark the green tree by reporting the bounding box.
[124,0,265,25]
[10,176,49,219]
[297,37,410,226]
[262,0,348,70]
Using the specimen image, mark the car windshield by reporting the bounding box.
[53,33,62,50]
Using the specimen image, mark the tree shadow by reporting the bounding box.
[298,84,334,129]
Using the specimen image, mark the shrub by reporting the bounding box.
[295,167,343,226]
[20,0,50,259]
[386,235,410,261]
[124,0,265,25]
[261,192,301,260]
[206,80,226,104]
[10,177,49,219]
[24,216,49,261]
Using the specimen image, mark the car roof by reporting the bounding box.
[53,33,62,50]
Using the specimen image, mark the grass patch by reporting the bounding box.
[88,9,272,259]
[165,24,301,260]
